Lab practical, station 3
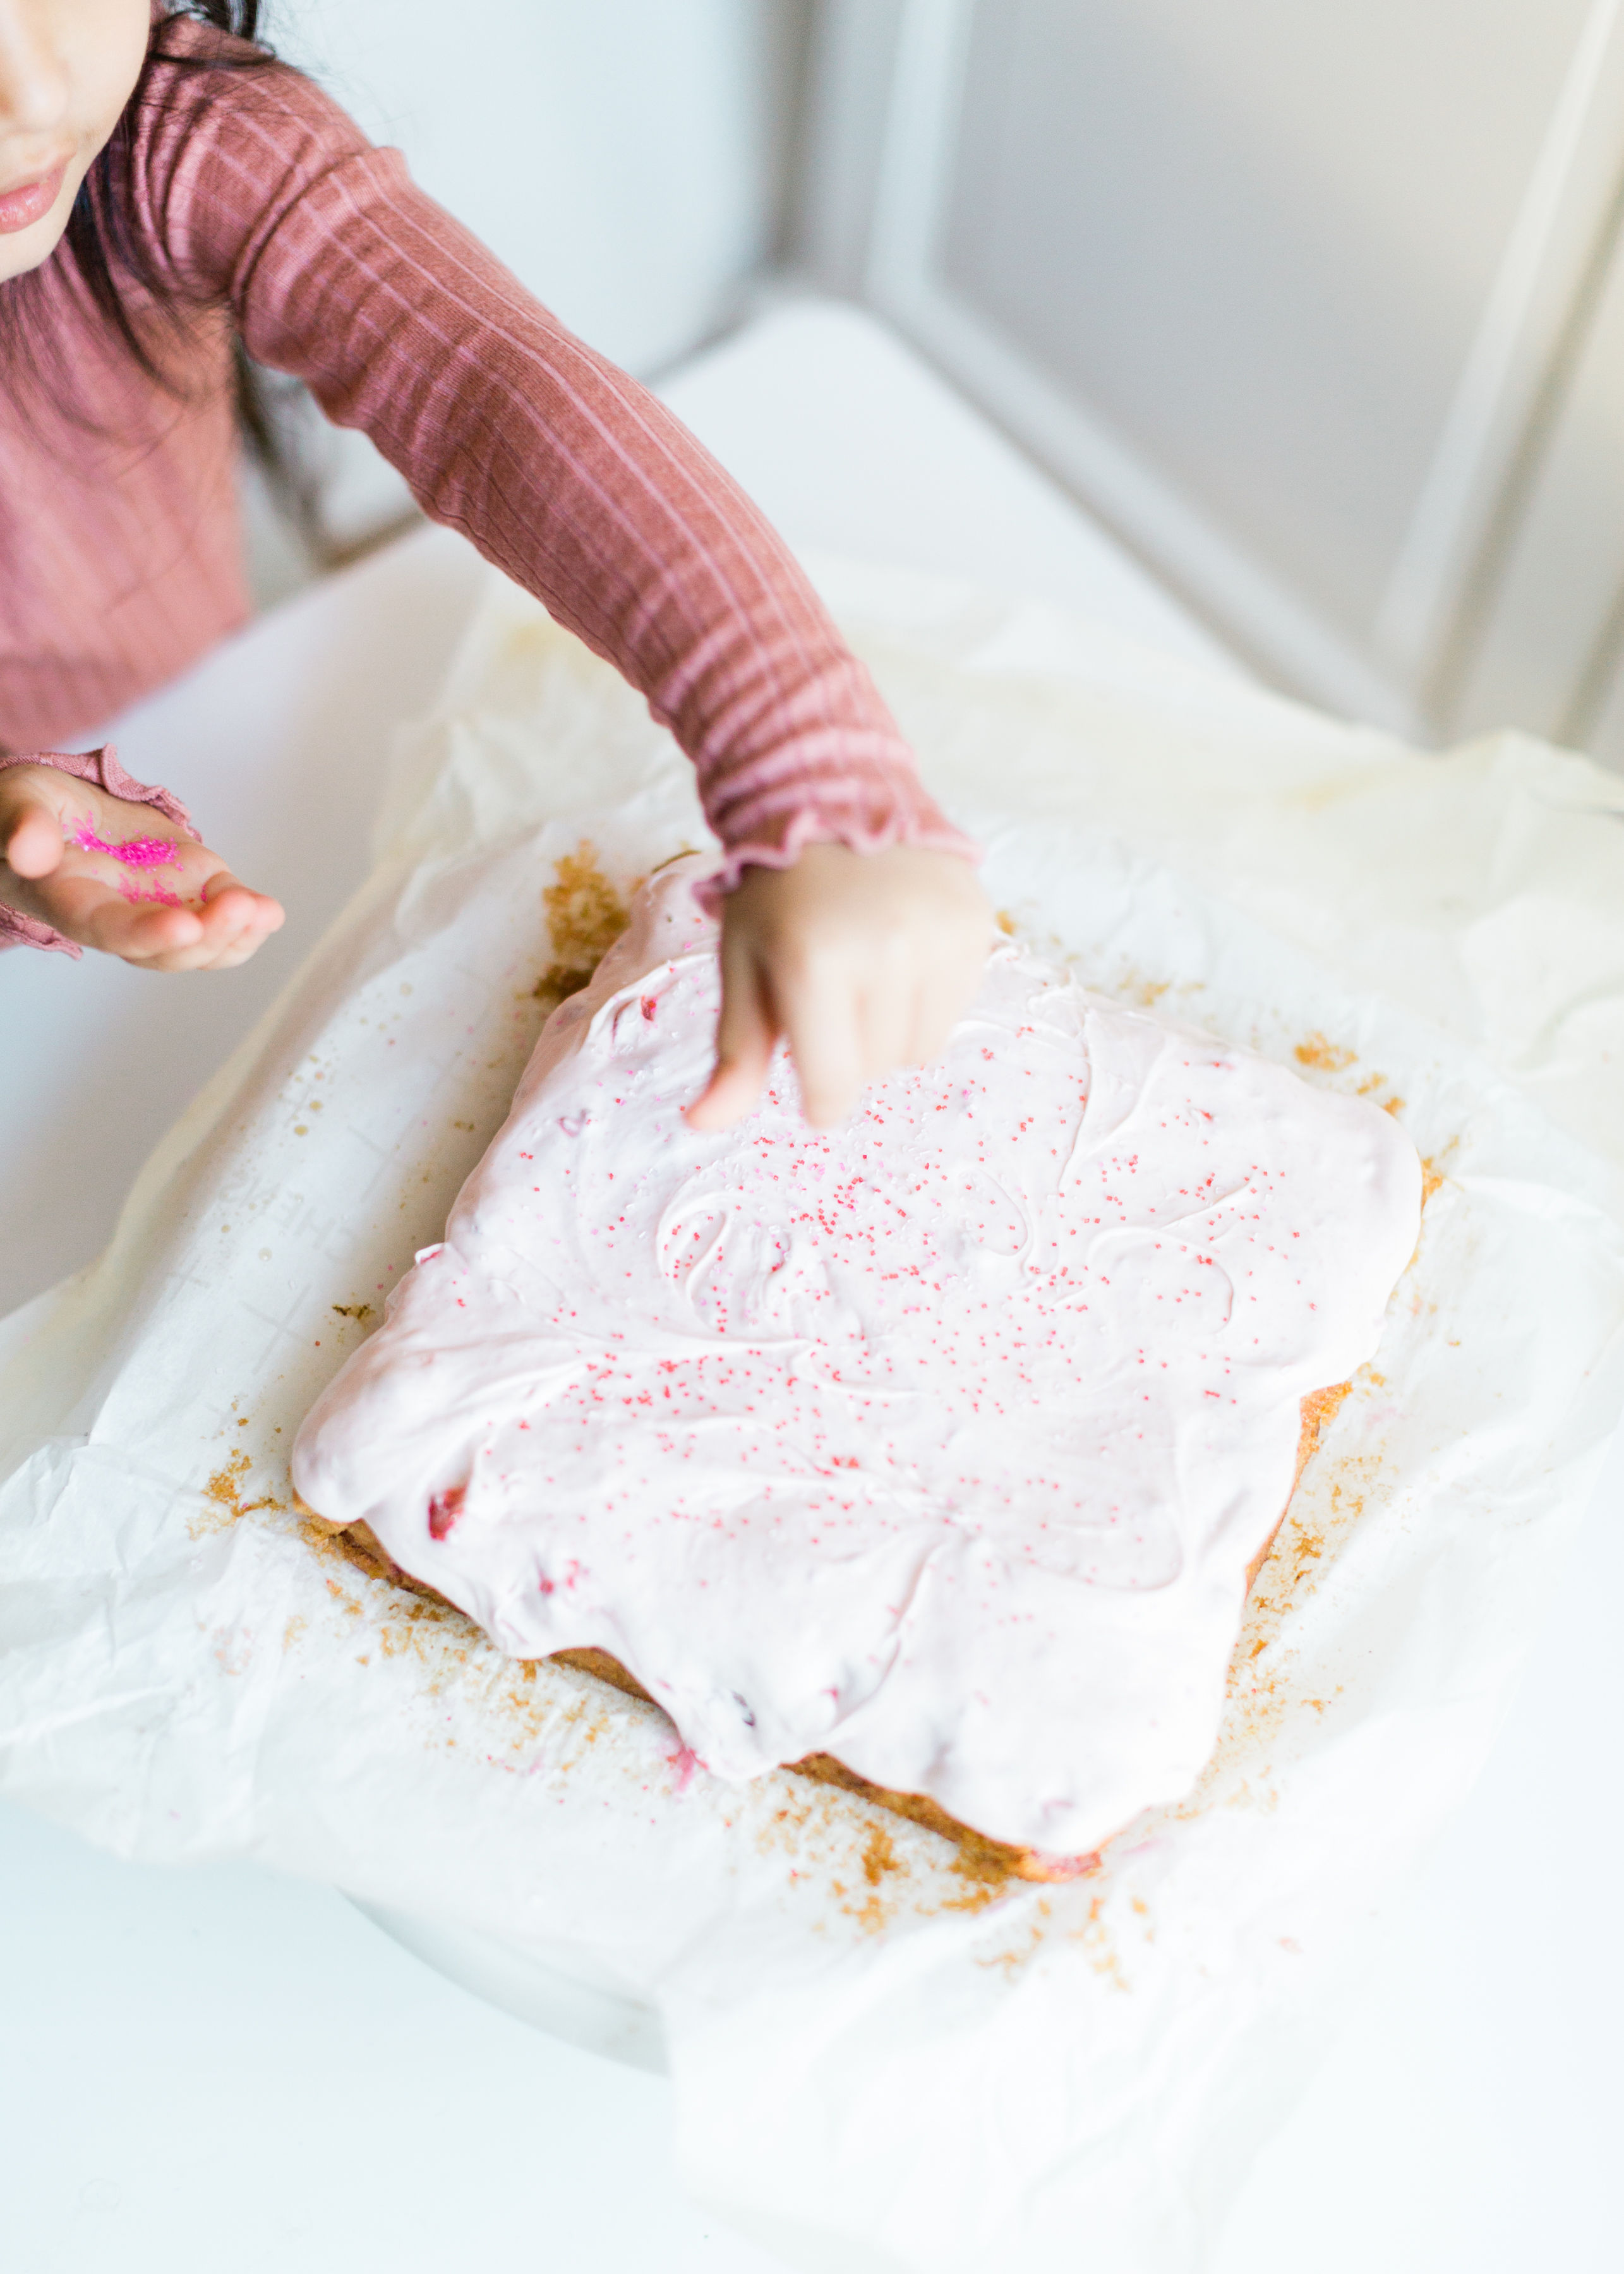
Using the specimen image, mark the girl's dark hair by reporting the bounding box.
[67,3,276,390]
[13,1,320,540]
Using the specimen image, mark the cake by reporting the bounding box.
[292,858,1421,1875]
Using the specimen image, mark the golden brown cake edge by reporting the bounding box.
[306,1381,1347,1891]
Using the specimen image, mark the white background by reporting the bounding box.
[274,0,800,375]
[241,0,805,575]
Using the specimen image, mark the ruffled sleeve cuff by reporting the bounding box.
[0,746,200,958]
[692,739,982,919]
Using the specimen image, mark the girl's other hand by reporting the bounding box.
[687,842,994,1133]
[0,764,284,970]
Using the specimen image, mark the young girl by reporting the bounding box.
[0,0,988,1130]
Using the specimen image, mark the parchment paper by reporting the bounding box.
[4,555,1624,2274]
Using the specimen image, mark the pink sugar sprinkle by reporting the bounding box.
[72,821,181,870]
[117,880,186,908]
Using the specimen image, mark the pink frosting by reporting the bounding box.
[293,862,1421,1855]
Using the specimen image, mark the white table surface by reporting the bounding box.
[3,301,1620,2273]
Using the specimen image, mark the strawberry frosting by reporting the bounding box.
[292,863,1421,1855]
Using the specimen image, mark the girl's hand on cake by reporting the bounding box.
[0,766,284,970]
[687,842,993,1131]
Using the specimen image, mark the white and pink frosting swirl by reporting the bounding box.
[294,862,1420,1855]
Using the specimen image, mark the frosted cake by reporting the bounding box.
[293,859,1421,1874]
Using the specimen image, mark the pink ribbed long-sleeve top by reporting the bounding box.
[0,20,971,954]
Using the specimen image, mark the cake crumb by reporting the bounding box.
[1073,1892,1129,1992]
[191,1447,279,1538]
[1126,973,1171,1008]
[1294,1032,1356,1073]
[862,1822,898,1886]
[531,844,630,1005]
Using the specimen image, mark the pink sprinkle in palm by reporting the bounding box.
[72,821,181,871]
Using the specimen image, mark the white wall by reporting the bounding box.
[805,0,1624,754]
[273,0,802,378]
[244,0,805,586]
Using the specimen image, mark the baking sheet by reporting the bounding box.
[4,557,1623,2273]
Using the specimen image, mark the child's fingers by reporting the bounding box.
[911,960,978,1066]
[73,882,205,960]
[855,963,915,1086]
[836,927,982,1100]
[198,873,284,944]
[911,910,994,1061]
[56,870,281,970]
[1,797,66,882]
[691,845,994,1130]
[191,881,285,970]
[781,963,866,1129]
[687,935,779,1131]
[131,879,284,972]
[123,911,213,962]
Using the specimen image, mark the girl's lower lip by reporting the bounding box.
[0,162,68,236]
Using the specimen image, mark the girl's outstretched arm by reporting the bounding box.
[139,25,987,1109]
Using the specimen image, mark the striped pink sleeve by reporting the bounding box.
[0,747,198,956]
[140,47,978,903]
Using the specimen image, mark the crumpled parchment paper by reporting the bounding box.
[4,555,1623,2274]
